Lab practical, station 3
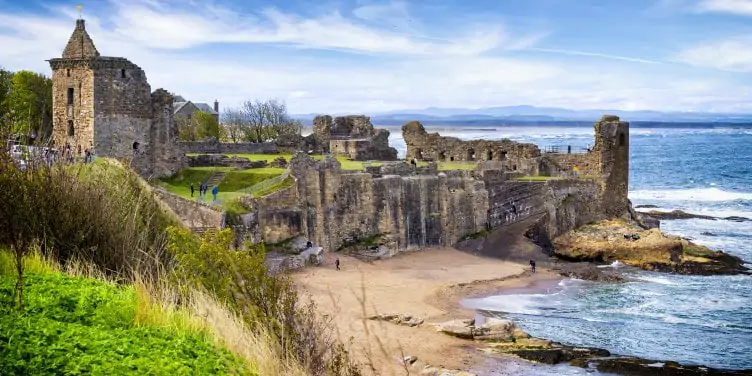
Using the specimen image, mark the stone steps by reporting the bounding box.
[204,171,226,187]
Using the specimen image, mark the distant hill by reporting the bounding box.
[294,105,752,125]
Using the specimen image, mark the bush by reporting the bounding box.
[0,272,252,376]
[166,227,362,376]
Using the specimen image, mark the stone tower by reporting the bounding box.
[591,115,630,217]
[48,19,184,177]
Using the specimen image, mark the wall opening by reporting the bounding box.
[487,150,493,160]
[67,87,74,106]
[500,151,508,160]
[450,156,455,162]
[67,120,74,136]
[66,69,70,77]
[438,151,446,162]
[121,69,126,79]
[467,148,475,161]
[512,164,517,171]
[619,133,626,147]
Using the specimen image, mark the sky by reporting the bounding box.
[0,0,751,114]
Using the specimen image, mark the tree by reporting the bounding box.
[220,108,244,143]
[2,70,52,142]
[234,99,303,143]
[176,110,221,141]
[0,68,15,131]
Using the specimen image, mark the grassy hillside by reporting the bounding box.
[0,252,253,376]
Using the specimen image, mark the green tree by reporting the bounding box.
[176,111,221,141]
[3,70,52,141]
[0,68,14,131]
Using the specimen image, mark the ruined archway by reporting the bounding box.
[467,148,475,161]
[500,151,508,160]
[438,151,446,162]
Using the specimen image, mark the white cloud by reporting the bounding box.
[694,0,752,15]
[677,38,752,72]
[0,0,751,114]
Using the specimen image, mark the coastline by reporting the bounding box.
[291,248,549,375]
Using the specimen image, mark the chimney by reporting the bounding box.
[213,99,219,113]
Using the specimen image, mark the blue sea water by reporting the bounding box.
[385,125,752,372]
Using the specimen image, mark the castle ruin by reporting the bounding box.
[47,19,183,178]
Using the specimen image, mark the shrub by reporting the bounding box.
[0,272,252,376]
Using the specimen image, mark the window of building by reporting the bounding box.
[67,120,75,136]
[66,69,71,77]
[619,133,626,147]
[67,88,74,106]
[121,69,126,79]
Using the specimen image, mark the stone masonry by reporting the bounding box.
[313,115,398,160]
[48,19,184,178]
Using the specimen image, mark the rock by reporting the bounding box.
[368,313,424,327]
[472,318,516,341]
[552,219,748,275]
[701,231,717,236]
[269,156,288,168]
[634,204,659,208]
[401,355,418,365]
[513,328,531,339]
[643,209,750,223]
[584,357,751,376]
[434,319,474,339]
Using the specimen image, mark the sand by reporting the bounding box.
[291,248,560,375]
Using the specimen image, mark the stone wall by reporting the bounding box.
[402,121,542,174]
[179,140,279,155]
[313,114,398,160]
[153,187,224,229]
[251,153,487,253]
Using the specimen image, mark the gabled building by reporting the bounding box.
[173,97,219,124]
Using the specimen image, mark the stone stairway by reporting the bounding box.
[204,171,226,187]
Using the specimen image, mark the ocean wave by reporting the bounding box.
[632,275,680,285]
[629,187,752,202]
[597,260,626,269]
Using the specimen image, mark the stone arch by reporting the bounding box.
[619,133,626,147]
[467,148,475,161]
[438,151,446,162]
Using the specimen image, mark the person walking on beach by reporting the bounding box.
[335,258,340,271]
[190,183,195,197]
[529,259,536,273]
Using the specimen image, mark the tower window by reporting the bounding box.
[121,69,126,79]
[67,87,74,106]
[68,120,75,136]
[619,133,626,147]
[66,69,71,77]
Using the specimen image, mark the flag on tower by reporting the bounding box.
[76,5,83,19]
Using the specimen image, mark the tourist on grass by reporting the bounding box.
[190,183,194,197]
[212,185,218,202]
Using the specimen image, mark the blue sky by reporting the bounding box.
[0,0,751,114]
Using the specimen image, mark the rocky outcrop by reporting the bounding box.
[367,313,424,327]
[642,209,750,222]
[552,219,748,275]
[579,357,752,376]
[434,318,523,341]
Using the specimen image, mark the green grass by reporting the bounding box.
[0,252,253,376]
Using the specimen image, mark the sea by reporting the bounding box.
[383,124,752,374]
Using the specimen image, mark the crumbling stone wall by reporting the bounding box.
[312,114,397,160]
[49,19,185,178]
[179,140,279,154]
[154,187,224,229]
[255,153,487,252]
[402,121,542,174]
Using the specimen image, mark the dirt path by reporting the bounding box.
[291,248,558,375]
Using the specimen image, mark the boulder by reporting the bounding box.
[472,318,516,341]
[434,319,474,339]
[368,313,424,327]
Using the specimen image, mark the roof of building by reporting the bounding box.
[62,19,100,59]
[172,100,218,115]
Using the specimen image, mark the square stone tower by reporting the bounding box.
[47,19,184,177]
[48,19,152,159]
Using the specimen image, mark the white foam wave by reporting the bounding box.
[634,275,680,285]
[462,294,545,315]
[597,260,626,269]
[630,188,752,202]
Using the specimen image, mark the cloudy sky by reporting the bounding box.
[1,0,751,114]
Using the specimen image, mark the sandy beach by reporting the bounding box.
[292,248,560,375]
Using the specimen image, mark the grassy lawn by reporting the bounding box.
[0,251,252,376]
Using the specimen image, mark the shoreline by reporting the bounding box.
[291,248,549,375]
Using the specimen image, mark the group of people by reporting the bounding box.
[190,182,219,202]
